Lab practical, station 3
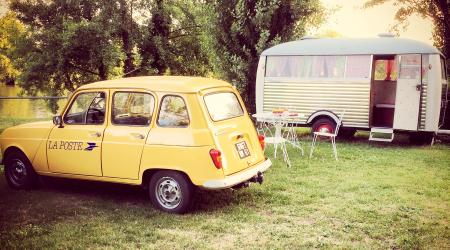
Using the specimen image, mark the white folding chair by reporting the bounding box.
[283,118,304,156]
[264,119,291,167]
[309,112,345,161]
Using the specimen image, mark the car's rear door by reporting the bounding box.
[202,88,265,176]
[101,89,155,179]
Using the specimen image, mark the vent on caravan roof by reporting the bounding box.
[378,33,396,38]
[300,35,317,40]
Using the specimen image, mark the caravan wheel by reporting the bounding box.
[311,118,336,135]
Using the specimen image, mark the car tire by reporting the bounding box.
[148,170,194,214]
[4,150,38,189]
[311,118,336,135]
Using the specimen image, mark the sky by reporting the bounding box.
[316,0,434,45]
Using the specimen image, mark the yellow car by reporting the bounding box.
[0,76,271,213]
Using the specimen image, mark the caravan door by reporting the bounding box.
[393,54,422,130]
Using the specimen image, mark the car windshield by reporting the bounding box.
[204,92,244,121]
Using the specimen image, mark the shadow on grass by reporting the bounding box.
[296,128,450,149]
[0,172,267,231]
[39,176,259,212]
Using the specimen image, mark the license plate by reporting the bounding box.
[235,141,250,159]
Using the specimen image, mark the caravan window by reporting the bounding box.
[422,55,429,83]
[266,56,345,78]
[266,55,370,79]
[399,54,421,79]
[374,59,397,81]
[441,57,447,80]
[346,55,371,78]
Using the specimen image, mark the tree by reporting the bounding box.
[364,0,449,63]
[118,0,141,76]
[140,0,172,74]
[0,12,24,85]
[7,0,324,114]
[9,0,210,97]
[203,0,324,113]
[139,0,211,76]
[9,0,127,97]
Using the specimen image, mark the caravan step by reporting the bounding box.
[369,127,394,142]
[437,129,450,135]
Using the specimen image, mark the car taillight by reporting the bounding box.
[258,134,265,150]
[209,149,222,169]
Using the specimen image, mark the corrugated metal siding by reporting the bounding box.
[439,83,448,127]
[419,82,427,129]
[263,79,370,127]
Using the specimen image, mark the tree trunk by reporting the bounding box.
[98,62,107,80]
[120,0,134,76]
[245,59,258,114]
[436,0,450,74]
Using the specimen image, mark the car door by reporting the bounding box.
[101,90,155,179]
[47,90,107,176]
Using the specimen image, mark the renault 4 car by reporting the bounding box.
[0,76,271,213]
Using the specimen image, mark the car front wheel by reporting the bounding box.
[4,150,38,189]
[148,171,194,214]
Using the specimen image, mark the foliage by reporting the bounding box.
[364,0,449,65]
[202,0,324,113]
[315,29,342,38]
[139,0,211,76]
[5,0,324,113]
[9,0,129,98]
[0,12,24,84]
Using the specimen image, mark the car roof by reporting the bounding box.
[78,76,232,93]
[261,37,443,56]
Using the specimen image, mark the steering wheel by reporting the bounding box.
[85,108,105,123]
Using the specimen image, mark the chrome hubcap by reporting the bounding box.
[155,177,182,209]
[9,159,27,186]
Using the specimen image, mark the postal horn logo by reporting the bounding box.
[84,142,98,151]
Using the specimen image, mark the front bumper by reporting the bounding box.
[202,158,272,189]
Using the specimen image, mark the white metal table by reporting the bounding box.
[252,112,305,166]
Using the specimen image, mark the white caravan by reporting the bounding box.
[255,35,449,142]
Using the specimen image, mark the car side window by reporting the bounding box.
[158,95,189,127]
[64,92,106,125]
[112,92,155,126]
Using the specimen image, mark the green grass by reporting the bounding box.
[0,119,449,249]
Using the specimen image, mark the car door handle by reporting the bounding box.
[130,133,145,139]
[88,131,102,137]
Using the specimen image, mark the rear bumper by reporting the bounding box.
[202,158,272,189]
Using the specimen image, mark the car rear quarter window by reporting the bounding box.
[204,92,244,121]
[157,95,189,127]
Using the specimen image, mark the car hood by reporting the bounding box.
[1,120,55,139]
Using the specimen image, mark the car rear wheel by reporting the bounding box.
[4,150,38,189]
[148,171,194,214]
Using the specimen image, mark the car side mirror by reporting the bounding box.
[53,115,64,128]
